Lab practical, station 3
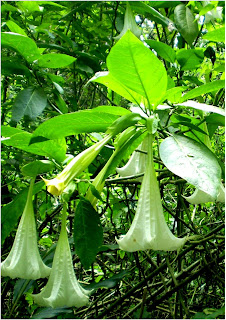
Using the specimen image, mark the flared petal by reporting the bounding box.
[116,135,148,182]
[1,179,51,279]
[116,133,186,252]
[44,135,111,196]
[184,183,225,204]
[32,207,90,308]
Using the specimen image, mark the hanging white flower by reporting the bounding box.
[116,133,186,252]
[205,6,223,24]
[184,182,225,204]
[32,206,90,308]
[1,179,51,279]
[116,135,148,182]
[115,2,142,40]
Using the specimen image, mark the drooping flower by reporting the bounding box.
[43,134,111,196]
[203,1,223,24]
[184,182,225,205]
[116,135,148,182]
[116,133,186,252]
[32,205,90,308]
[115,2,142,40]
[1,179,51,279]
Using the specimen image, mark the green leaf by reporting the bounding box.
[86,270,129,290]
[107,30,167,109]
[174,4,199,46]
[37,53,76,68]
[6,20,27,36]
[12,87,47,122]
[1,181,44,244]
[181,80,225,102]
[145,40,176,63]
[176,100,225,116]
[1,58,31,76]
[74,198,103,269]
[1,32,41,62]
[203,26,225,43]
[131,2,173,26]
[164,86,187,103]
[205,114,225,126]
[92,106,130,116]
[159,134,222,199]
[31,110,119,140]
[21,160,55,177]
[17,1,41,13]
[90,71,143,105]
[176,49,204,70]
[1,126,66,163]
[177,49,203,70]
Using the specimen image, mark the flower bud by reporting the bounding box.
[43,135,111,196]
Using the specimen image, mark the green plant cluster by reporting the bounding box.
[1,1,225,319]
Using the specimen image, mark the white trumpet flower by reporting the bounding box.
[184,182,225,204]
[116,135,148,182]
[1,179,51,279]
[32,206,90,308]
[115,2,142,40]
[117,134,186,252]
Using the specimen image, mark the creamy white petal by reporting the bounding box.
[1,179,51,279]
[116,135,148,182]
[32,208,90,308]
[184,183,225,204]
[117,134,186,252]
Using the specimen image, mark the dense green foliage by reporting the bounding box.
[1,1,225,319]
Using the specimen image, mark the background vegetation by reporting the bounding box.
[1,1,225,319]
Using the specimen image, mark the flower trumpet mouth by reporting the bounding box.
[1,178,51,280]
[183,182,225,204]
[116,133,186,252]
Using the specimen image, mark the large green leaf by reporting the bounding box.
[6,20,27,36]
[1,181,44,244]
[145,40,176,63]
[12,87,47,122]
[176,49,204,70]
[107,30,167,109]
[90,71,143,105]
[92,106,130,116]
[1,126,66,162]
[159,135,222,199]
[203,27,225,43]
[31,110,119,140]
[1,32,41,62]
[37,53,76,68]
[74,198,103,269]
[174,4,199,46]
[21,160,55,177]
[181,80,225,102]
